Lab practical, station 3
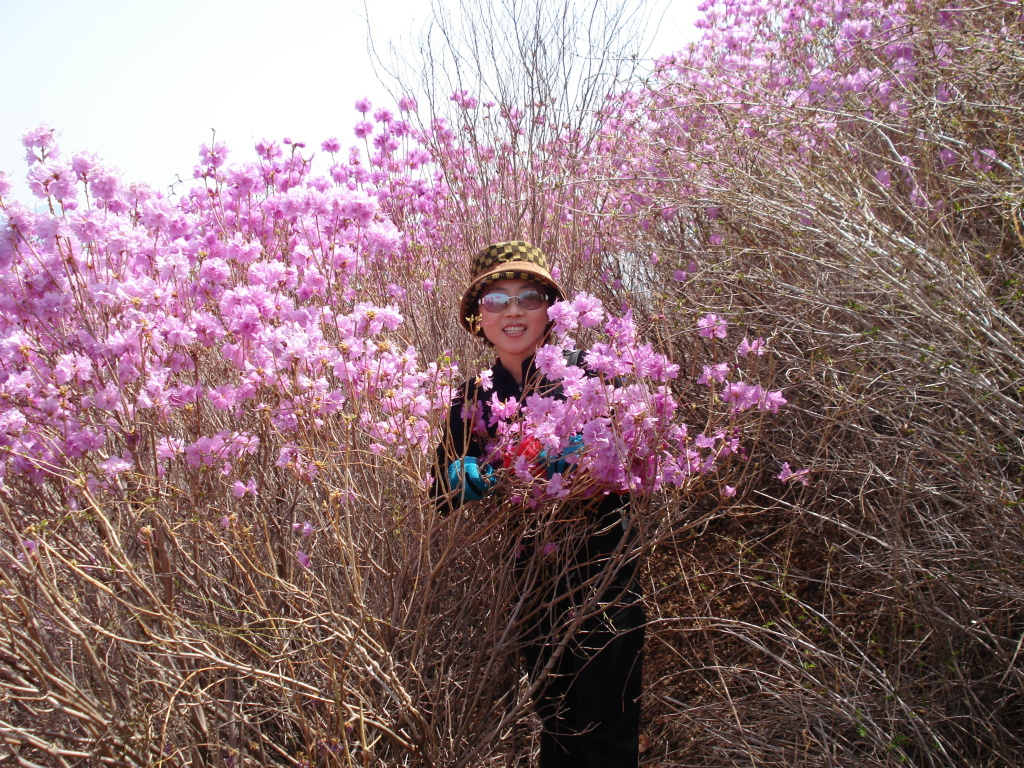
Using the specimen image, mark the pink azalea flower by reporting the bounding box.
[698,313,728,339]
[547,300,580,335]
[972,148,997,172]
[737,337,767,357]
[232,479,258,498]
[697,363,730,385]
[776,462,810,486]
[100,456,133,479]
[572,293,605,328]
[545,473,570,499]
[759,389,787,413]
[487,393,519,425]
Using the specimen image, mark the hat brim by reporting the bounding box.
[459,264,564,337]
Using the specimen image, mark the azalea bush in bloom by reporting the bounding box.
[2,0,1023,764]
[594,0,1024,764]
[0,118,790,765]
[0,126,478,765]
[465,295,785,509]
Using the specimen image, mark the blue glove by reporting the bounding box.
[447,457,496,501]
[542,435,585,478]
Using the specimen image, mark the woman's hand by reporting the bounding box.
[447,457,496,501]
[542,434,585,478]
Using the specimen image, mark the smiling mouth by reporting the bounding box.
[504,325,527,336]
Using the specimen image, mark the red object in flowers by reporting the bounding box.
[503,436,545,476]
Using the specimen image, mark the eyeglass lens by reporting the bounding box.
[479,290,547,313]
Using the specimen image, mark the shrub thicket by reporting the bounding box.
[1,0,1021,765]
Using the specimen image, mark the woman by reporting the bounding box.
[432,240,644,768]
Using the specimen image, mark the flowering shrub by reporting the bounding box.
[0,129,473,765]
[593,0,1024,765]
[2,0,1022,764]
[463,296,786,506]
[1,128,458,502]
[0,121,793,765]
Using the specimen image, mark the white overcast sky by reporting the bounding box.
[1,0,698,202]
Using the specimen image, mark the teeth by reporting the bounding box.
[505,325,526,334]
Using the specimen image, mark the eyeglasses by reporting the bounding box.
[478,289,549,314]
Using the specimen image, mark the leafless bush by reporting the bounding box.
[617,4,1024,765]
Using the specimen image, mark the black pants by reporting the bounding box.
[521,598,645,768]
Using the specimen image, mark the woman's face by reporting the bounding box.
[478,278,551,364]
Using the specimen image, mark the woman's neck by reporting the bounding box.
[498,350,533,384]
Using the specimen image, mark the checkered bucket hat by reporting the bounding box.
[459,241,564,336]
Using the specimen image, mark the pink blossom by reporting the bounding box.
[694,433,717,449]
[545,473,570,499]
[232,479,258,498]
[488,393,519,426]
[450,90,479,109]
[199,142,229,169]
[760,389,787,413]
[698,363,730,385]
[547,300,580,335]
[737,337,766,356]
[776,462,810,486]
[573,293,605,328]
[972,148,997,172]
[100,456,133,479]
[721,381,761,411]
[698,313,728,339]
[156,437,184,460]
[22,125,58,165]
